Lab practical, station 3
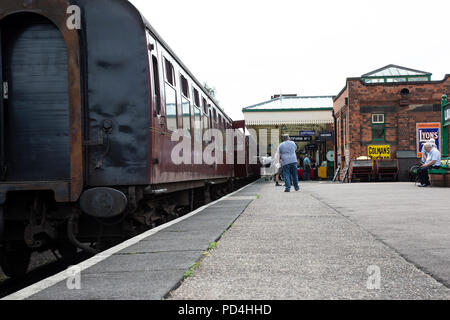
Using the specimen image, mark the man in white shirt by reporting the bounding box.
[276,134,299,192]
[421,138,436,163]
[417,142,441,187]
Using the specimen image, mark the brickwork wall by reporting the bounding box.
[333,76,450,177]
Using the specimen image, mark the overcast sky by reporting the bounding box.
[130,0,450,120]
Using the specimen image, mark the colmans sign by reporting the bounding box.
[368,145,391,159]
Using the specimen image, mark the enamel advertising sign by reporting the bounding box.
[416,123,441,158]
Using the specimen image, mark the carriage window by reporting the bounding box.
[192,88,200,107]
[165,83,177,131]
[202,98,208,114]
[152,56,161,115]
[209,109,213,129]
[203,114,209,131]
[182,98,191,132]
[164,58,175,86]
[194,106,202,143]
[180,74,189,98]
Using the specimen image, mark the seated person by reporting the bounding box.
[417,142,441,187]
[420,138,436,163]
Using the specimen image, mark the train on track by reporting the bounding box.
[0,0,259,278]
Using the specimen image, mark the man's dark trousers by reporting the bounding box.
[417,167,431,185]
[283,163,299,191]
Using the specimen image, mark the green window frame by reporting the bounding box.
[371,113,385,141]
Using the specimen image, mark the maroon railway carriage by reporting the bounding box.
[0,0,258,278]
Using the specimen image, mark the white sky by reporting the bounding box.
[130,0,450,120]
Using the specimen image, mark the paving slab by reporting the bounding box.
[304,182,450,287]
[24,182,260,300]
[169,181,450,300]
[29,269,186,300]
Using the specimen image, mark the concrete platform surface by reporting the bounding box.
[168,181,450,300]
[14,183,259,300]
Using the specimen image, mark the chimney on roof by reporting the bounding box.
[271,94,298,100]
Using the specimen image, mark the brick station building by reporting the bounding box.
[334,64,450,179]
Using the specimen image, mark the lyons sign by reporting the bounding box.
[416,123,441,158]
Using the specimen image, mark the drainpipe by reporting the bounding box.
[442,95,448,157]
[332,109,338,171]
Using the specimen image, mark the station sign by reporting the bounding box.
[445,105,450,125]
[368,145,391,159]
[416,122,441,158]
[299,130,315,136]
[290,136,312,142]
[318,131,334,141]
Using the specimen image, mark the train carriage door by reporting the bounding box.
[1,14,70,181]
[146,30,164,182]
[146,31,161,118]
[0,27,5,179]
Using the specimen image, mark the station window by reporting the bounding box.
[372,114,384,123]
[164,58,175,86]
[371,113,385,141]
[180,74,189,98]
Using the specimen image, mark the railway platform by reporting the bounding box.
[3,180,450,300]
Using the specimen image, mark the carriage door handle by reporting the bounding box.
[2,82,8,99]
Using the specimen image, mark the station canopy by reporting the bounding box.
[361,64,431,83]
[242,95,333,125]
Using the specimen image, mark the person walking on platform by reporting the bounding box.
[417,142,441,187]
[277,134,299,192]
[272,151,283,187]
[303,155,311,181]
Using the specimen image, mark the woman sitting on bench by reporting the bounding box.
[417,142,441,187]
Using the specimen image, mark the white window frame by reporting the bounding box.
[372,114,385,124]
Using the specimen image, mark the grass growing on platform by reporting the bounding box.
[184,261,201,279]
[208,242,218,250]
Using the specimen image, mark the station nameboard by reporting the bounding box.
[299,130,315,136]
[290,136,312,142]
[368,145,391,159]
[319,131,334,141]
[445,105,450,125]
[416,122,441,158]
